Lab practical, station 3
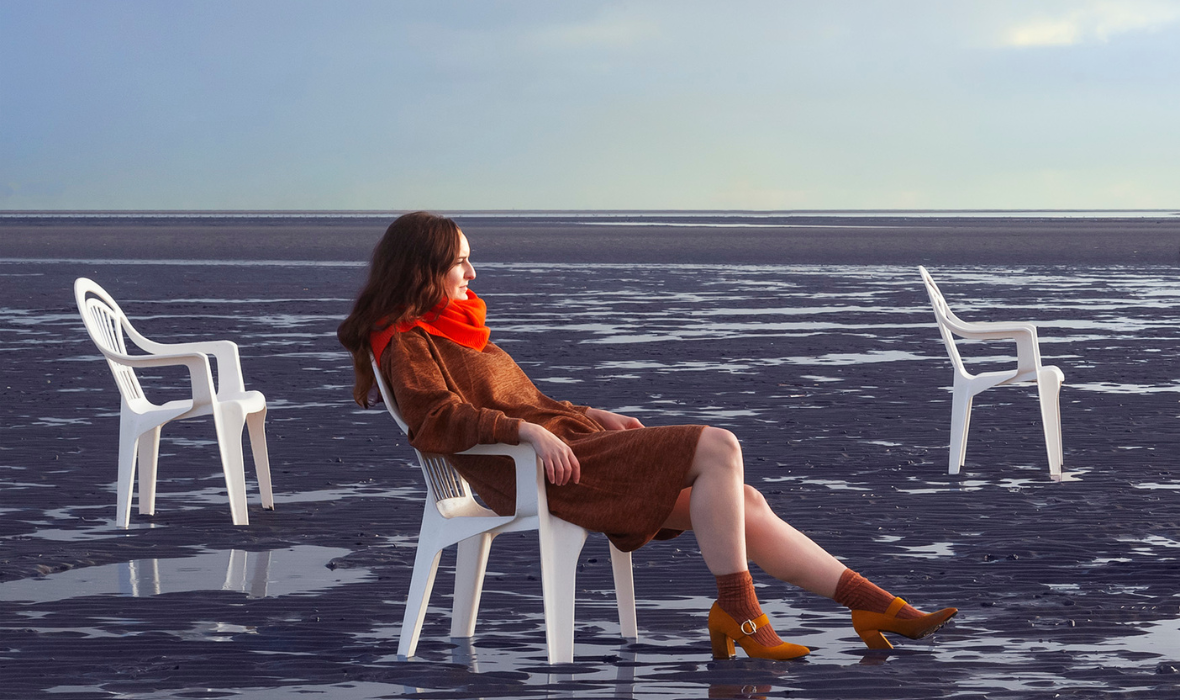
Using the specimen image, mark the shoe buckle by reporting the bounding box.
[740,619,758,636]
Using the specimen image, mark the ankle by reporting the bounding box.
[715,571,784,647]
[833,569,922,619]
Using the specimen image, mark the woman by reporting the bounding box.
[338,212,957,660]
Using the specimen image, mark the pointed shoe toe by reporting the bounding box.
[707,602,810,661]
[850,597,958,650]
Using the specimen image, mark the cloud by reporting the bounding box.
[531,11,659,50]
[999,0,1180,47]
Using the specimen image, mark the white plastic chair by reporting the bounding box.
[918,267,1065,476]
[370,354,638,664]
[74,278,274,527]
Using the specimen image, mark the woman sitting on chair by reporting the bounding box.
[337,212,957,659]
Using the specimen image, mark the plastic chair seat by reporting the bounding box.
[369,354,638,664]
[125,390,265,418]
[74,278,274,527]
[919,266,1065,476]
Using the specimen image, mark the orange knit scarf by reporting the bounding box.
[370,291,491,361]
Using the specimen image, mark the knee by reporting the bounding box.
[699,426,743,475]
[743,484,768,512]
[743,485,775,522]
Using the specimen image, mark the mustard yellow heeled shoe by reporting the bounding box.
[850,597,958,650]
[707,602,810,660]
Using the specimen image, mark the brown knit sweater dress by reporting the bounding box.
[381,327,704,551]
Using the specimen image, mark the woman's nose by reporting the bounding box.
[466,264,476,279]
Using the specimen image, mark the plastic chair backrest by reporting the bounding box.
[919,266,967,375]
[369,353,477,516]
[76,279,146,403]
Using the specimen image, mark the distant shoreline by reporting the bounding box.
[3,208,1179,218]
[4,212,1180,264]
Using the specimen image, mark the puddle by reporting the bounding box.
[0,546,365,603]
[896,542,956,558]
[764,476,870,491]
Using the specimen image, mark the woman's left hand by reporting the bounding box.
[586,407,644,431]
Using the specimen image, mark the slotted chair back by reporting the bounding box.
[369,354,486,519]
[919,266,968,376]
[77,284,146,404]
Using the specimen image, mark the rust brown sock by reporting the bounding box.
[833,569,921,619]
[716,570,784,647]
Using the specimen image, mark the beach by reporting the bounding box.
[2,213,1180,699]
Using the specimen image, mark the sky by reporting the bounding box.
[2,0,1179,211]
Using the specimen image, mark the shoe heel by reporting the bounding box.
[710,629,736,659]
[856,628,893,650]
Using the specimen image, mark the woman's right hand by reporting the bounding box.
[518,422,580,486]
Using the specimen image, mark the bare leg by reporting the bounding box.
[679,427,748,576]
[670,427,955,654]
[664,482,846,598]
[684,428,807,654]
[744,486,845,597]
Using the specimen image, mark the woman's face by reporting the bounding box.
[444,230,475,301]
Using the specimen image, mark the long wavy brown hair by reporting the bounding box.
[337,211,461,406]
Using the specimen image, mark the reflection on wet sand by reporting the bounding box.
[0,546,364,604]
[399,639,642,699]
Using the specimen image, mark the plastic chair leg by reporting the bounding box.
[398,543,445,658]
[959,396,974,467]
[245,408,274,509]
[137,426,162,515]
[609,542,638,639]
[451,533,494,638]
[537,515,589,664]
[116,420,141,528]
[1037,366,1065,475]
[948,390,973,475]
[213,404,250,526]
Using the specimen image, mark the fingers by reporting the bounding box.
[543,445,580,485]
[623,416,645,429]
[522,421,583,485]
[545,456,568,485]
[556,447,580,485]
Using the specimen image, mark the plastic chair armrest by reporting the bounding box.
[958,321,1038,335]
[945,319,1043,375]
[945,317,1037,339]
[458,443,543,517]
[101,349,218,407]
[128,334,247,394]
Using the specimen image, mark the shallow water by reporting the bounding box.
[3,260,1179,698]
[1,545,364,604]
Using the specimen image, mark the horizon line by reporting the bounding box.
[3,208,1179,217]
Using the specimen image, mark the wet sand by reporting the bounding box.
[3,211,1180,264]
[2,216,1180,699]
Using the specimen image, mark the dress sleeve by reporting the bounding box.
[382,331,522,453]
